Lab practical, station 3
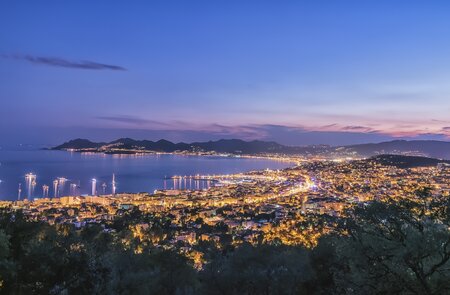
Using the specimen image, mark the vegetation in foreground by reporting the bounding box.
[0,192,449,295]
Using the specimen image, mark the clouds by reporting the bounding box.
[96,116,167,126]
[2,119,449,146]
[87,116,450,145]
[341,125,374,132]
[2,54,126,71]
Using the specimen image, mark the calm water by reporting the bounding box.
[0,149,291,201]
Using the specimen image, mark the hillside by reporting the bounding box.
[52,138,329,154]
[52,138,450,159]
[344,140,450,159]
[370,154,450,168]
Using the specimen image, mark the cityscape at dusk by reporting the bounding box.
[0,1,449,294]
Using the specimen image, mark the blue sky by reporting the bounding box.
[1,1,449,145]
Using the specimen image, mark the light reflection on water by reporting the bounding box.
[0,149,291,201]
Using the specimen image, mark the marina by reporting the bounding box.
[0,149,291,200]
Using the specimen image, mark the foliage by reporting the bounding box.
[332,195,450,294]
[200,243,316,295]
[0,193,448,294]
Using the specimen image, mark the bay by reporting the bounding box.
[0,149,291,200]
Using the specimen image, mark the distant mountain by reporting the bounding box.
[370,154,450,168]
[52,138,450,159]
[52,138,290,154]
[190,139,286,154]
[52,138,105,150]
[53,138,332,155]
[106,138,191,152]
[343,140,450,159]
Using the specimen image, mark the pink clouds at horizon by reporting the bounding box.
[92,115,450,141]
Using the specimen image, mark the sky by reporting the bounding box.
[1,0,450,146]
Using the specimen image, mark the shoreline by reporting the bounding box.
[0,149,297,202]
[56,148,301,165]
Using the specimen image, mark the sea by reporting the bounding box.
[0,147,291,201]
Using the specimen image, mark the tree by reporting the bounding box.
[106,249,198,295]
[200,243,316,295]
[332,196,450,294]
[0,230,14,293]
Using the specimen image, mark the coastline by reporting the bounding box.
[0,149,295,201]
[57,148,301,165]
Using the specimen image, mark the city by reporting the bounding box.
[2,154,449,267]
[1,1,450,294]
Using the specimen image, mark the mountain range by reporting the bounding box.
[52,138,450,159]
